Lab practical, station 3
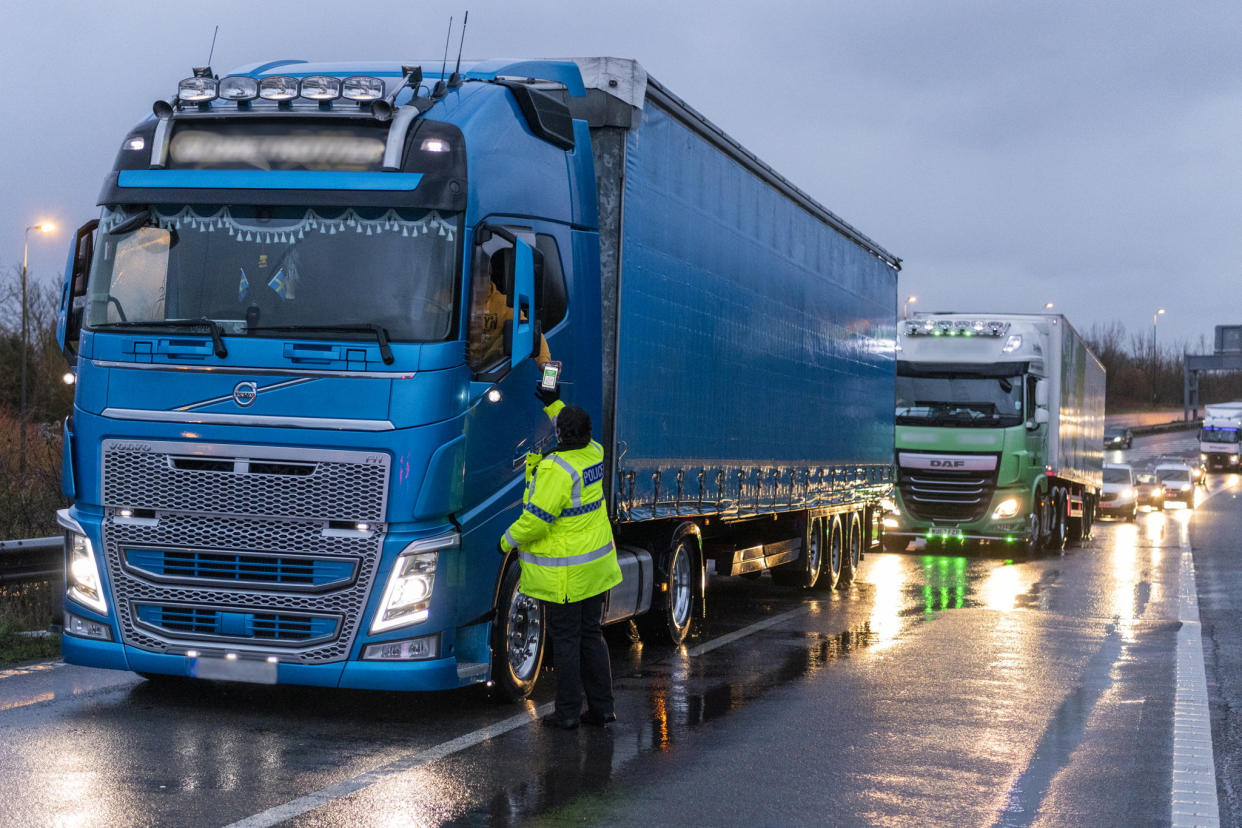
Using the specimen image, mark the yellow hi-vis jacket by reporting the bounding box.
[499,400,621,603]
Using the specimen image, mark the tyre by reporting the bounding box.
[1022,512,1041,558]
[490,563,545,701]
[1127,505,1137,522]
[815,515,843,591]
[772,516,822,589]
[839,513,862,587]
[638,536,697,645]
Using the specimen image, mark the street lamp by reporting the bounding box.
[1043,302,1054,310]
[20,222,56,474]
[904,295,917,319]
[1153,308,1166,352]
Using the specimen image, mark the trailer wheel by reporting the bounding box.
[815,515,843,590]
[839,513,863,587]
[772,516,822,589]
[490,562,545,701]
[638,536,696,645]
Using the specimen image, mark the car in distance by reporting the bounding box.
[1104,425,1134,450]
[1134,472,1163,510]
[1099,463,1137,521]
[1155,453,1206,486]
[1155,464,1195,508]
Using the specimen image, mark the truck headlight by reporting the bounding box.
[879,497,897,514]
[991,498,1021,519]
[370,532,456,634]
[57,510,107,615]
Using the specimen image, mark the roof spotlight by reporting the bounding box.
[259,75,300,101]
[300,75,342,100]
[218,76,259,101]
[177,76,218,102]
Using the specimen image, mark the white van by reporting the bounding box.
[1099,463,1137,521]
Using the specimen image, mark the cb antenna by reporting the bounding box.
[206,25,219,74]
[449,11,469,88]
[433,16,453,97]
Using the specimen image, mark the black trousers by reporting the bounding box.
[543,592,614,720]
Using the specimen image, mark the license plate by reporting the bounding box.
[929,527,954,539]
[190,656,277,684]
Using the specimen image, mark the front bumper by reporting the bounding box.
[62,632,480,691]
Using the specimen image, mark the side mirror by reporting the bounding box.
[1033,407,1050,425]
[57,219,98,363]
[1034,378,1049,408]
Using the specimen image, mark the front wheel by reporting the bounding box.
[638,536,697,645]
[490,563,545,701]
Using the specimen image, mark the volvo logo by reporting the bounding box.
[232,381,259,407]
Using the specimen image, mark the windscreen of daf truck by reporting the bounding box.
[895,362,1027,428]
[83,205,459,341]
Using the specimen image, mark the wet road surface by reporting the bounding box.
[1,429,1236,827]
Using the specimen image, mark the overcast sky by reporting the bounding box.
[3,1,1238,350]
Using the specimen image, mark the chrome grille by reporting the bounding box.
[898,466,998,523]
[102,439,388,521]
[100,441,388,663]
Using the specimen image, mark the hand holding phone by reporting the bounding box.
[540,361,562,391]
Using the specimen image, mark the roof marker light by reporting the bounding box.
[124,137,145,151]
[1002,334,1023,353]
[421,138,450,153]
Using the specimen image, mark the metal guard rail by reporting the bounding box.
[0,536,63,586]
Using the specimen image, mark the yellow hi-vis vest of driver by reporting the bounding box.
[499,400,621,603]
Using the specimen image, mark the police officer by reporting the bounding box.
[499,384,622,729]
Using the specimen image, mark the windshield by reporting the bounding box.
[1103,467,1131,484]
[895,373,1024,427]
[85,205,459,341]
[1200,427,1239,444]
[1157,469,1190,484]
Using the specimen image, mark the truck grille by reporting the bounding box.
[898,466,998,523]
[100,440,388,664]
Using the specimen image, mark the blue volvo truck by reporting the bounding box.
[56,57,900,697]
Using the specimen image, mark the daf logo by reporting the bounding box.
[929,459,966,468]
[232,381,259,407]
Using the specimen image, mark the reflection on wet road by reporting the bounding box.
[0,475,1235,826]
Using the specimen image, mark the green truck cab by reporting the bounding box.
[883,313,1105,556]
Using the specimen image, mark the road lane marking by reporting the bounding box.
[0,660,65,681]
[684,605,813,657]
[1171,513,1220,828]
[224,703,555,828]
[228,602,820,826]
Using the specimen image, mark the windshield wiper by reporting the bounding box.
[246,323,395,365]
[92,318,227,358]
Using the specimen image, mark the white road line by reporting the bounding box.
[1171,502,1221,827]
[684,605,811,657]
[224,704,553,828]
[228,603,813,826]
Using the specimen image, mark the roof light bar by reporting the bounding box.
[904,320,1011,338]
